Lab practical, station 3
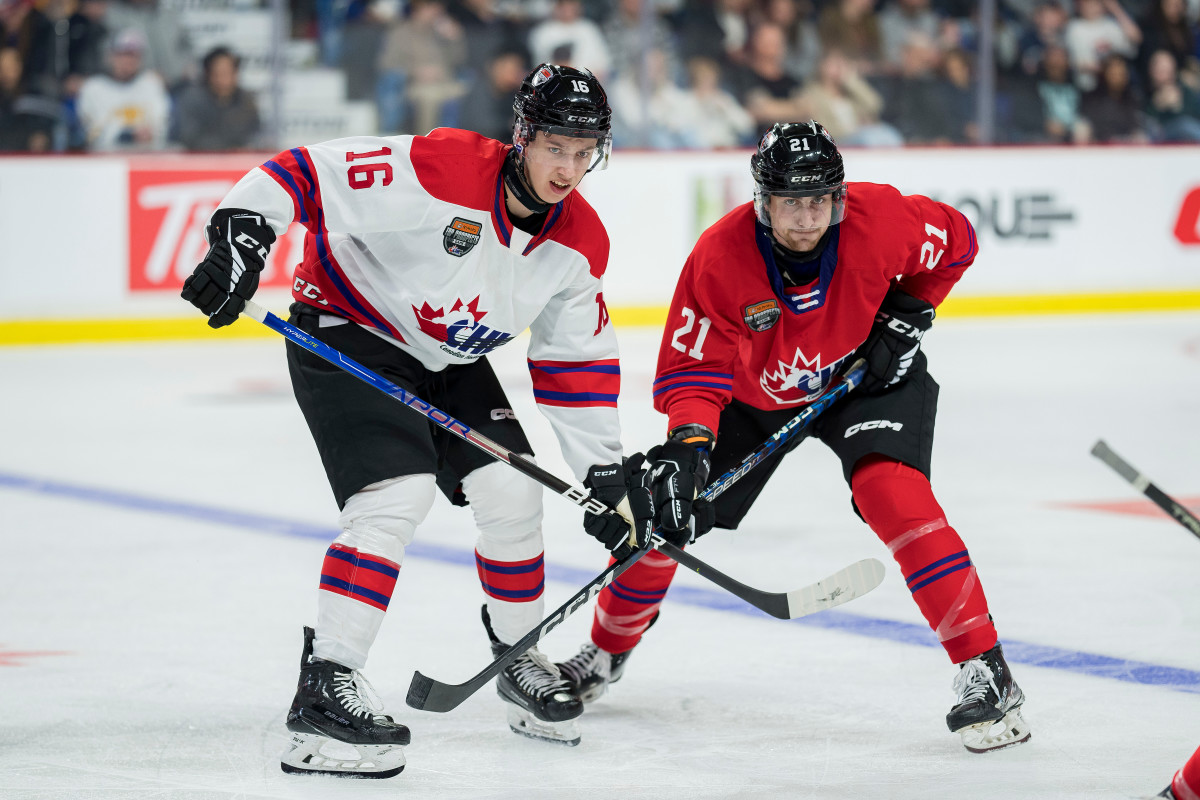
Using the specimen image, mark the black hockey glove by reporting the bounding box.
[583,455,655,560]
[857,286,935,395]
[646,424,716,547]
[181,208,276,328]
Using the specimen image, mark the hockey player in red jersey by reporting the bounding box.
[558,120,1031,754]
[181,64,653,776]
[1159,745,1200,799]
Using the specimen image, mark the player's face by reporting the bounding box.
[521,132,598,202]
[769,193,833,252]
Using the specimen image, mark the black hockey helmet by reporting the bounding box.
[512,63,613,172]
[750,121,847,227]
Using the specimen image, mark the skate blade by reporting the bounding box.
[280,732,406,778]
[506,706,581,746]
[957,709,1031,754]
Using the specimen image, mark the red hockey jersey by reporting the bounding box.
[653,182,978,436]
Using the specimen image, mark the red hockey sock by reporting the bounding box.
[319,543,400,611]
[851,455,997,664]
[590,549,679,654]
[1174,745,1200,800]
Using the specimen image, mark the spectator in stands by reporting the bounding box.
[675,54,755,147]
[176,46,262,152]
[817,0,883,74]
[1079,52,1148,141]
[881,30,948,143]
[1037,41,1085,142]
[0,44,57,150]
[938,46,979,143]
[797,47,902,145]
[603,0,679,81]
[878,0,941,74]
[528,0,612,80]
[675,0,754,67]
[1064,0,1141,90]
[729,21,806,126]
[338,0,399,103]
[1144,46,1200,140]
[449,0,530,79]
[0,0,58,97]
[67,0,109,80]
[377,0,467,134]
[609,46,695,147]
[752,0,821,84]
[105,0,195,93]
[76,28,170,151]
[1137,0,1199,87]
[1016,0,1069,77]
[457,45,528,140]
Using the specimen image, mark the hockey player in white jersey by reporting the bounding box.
[181,64,653,777]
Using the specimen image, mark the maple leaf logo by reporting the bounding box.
[760,348,840,405]
[413,297,486,342]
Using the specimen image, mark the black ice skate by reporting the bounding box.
[482,606,583,746]
[280,627,410,778]
[946,642,1031,753]
[556,644,630,703]
[557,612,655,703]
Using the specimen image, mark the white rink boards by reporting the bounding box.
[1,313,1198,799]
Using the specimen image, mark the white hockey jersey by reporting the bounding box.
[216,128,623,479]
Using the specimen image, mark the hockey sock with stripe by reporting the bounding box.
[590,549,677,654]
[852,456,997,664]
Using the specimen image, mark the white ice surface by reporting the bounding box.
[2,313,1198,799]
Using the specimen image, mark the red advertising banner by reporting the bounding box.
[128,164,304,292]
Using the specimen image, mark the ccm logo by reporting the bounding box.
[490,408,517,420]
[567,115,598,123]
[844,420,903,438]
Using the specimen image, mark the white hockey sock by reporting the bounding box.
[463,460,546,644]
[314,473,436,669]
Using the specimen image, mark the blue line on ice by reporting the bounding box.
[6,470,1197,695]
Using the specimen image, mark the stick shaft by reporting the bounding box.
[1091,439,1200,541]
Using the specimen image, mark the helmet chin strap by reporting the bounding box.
[502,149,554,214]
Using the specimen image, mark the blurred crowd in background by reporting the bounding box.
[2,0,1199,153]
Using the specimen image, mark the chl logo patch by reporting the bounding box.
[443,217,482,257]
[743,299,781,332]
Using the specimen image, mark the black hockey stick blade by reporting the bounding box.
[1091,439,1200,542]
[406,544,653,713]
[659,539,885,619]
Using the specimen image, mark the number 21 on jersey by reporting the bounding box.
[670,307,711,360]
[921,222,947,270]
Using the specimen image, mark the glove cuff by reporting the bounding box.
[206,208,278,247]
[667,423,716,451]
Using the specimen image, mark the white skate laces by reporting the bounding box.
[510,647,572,700]
[952,659,996,706]
[558,643,611,686]
[331,668,388,721]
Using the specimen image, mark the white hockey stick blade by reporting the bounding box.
[785,558,886,619]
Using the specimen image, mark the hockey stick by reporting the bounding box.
[1091,439,1200,542]
[408,541,655,714]
[240,302,882,707]
[406,361,880,712]
[240,301,872,617]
